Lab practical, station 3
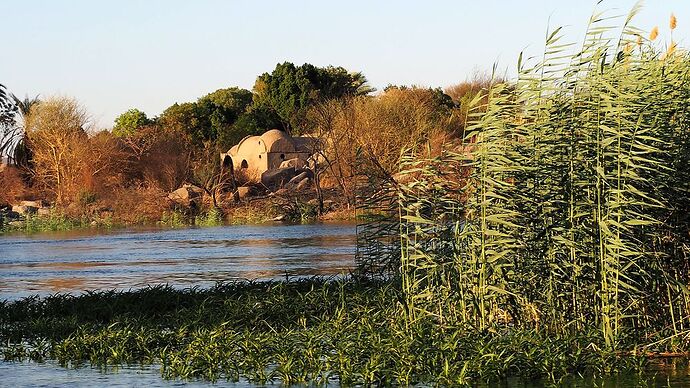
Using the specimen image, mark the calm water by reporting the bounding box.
[3,360,690,387]
[0,223,356,301]
[3,224,690,386]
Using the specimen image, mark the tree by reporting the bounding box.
[113,108,152,137]
[253,62,373,134]
[159,102,211,145]
[198,87,253,118]
[0,84,19,164]
[24,97,91,203]
[9,93,40,167]
[159,87,259,147]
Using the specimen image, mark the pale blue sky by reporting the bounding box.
[2,0,688,129]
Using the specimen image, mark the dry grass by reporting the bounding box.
[108,185,172,225]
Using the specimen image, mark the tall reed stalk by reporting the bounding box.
[385,3,690,351]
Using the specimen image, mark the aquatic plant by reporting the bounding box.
[391,4,690,352]
[194,206,224,227]
[0,279,648,385]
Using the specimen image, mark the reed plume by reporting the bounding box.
[671,13,677,30]
[650,26,659,40]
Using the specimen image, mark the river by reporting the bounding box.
[2,223,689,386]
[0,222,356,301]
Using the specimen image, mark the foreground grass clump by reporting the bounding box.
[0,279,650,385]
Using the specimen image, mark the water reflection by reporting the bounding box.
[0,223,356,301]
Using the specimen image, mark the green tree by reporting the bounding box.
[112,108,152,137]
[159,102,211,145]
[253,62,373,134]
[198,87,253,118]
[160,87,260,147]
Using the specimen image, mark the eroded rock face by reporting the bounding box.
[168,184,204,207]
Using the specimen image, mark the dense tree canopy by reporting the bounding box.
[158,87,266,148]
[113,108,152,137]
[253,62,373,134]
[198,87,253,119]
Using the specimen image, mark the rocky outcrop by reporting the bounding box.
[235,186,256,200]
[279,157,306,169]
[12,204,38,215]
[168,184,204,207]
[285,170,313,191]
[261,167,297,190]
[261,167,315,192]
[10,200,49,216]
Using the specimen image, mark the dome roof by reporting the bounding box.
[260,129,295,153]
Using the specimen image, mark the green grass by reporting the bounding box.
[0,278,650,386]
[0,211,115,234]
[194,206,224,227]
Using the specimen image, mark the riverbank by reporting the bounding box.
[1,277,681,386]
[0,188,356,235]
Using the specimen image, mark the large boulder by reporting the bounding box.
[235,186,256,200]
[12,204,38,215]
[286,171,310,189]
[295,177,311,191]
[279,157,306,169]
[168,184,204,207]
[261,167,297,190]
[20,200,45,208]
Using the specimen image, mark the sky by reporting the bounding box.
[2,0,689,129]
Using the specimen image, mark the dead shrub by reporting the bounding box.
[445,72,506,130]
[109,184,171,224]
[0,166,31,205]
[305,87,462,204]
[121,125,192,192]
[24,97,91,204]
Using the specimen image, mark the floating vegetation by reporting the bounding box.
[0,279,650,386]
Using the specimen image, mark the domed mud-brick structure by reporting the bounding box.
[220,129,314,182]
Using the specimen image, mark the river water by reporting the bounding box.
[3,223,690,386]
[0,223,356,301]
[0,223,357,386]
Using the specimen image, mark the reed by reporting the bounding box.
[391,3,690,352]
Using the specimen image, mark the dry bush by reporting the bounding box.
[24,97,91,204]
[79,130,129,201]
[23,98,133,207]
[109,184,171,224]
[121,125,193,192]
[306,87,462,204]
[0,166,31,205]
[445,72,505,130]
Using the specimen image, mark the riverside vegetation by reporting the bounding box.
[2,4,690,386]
